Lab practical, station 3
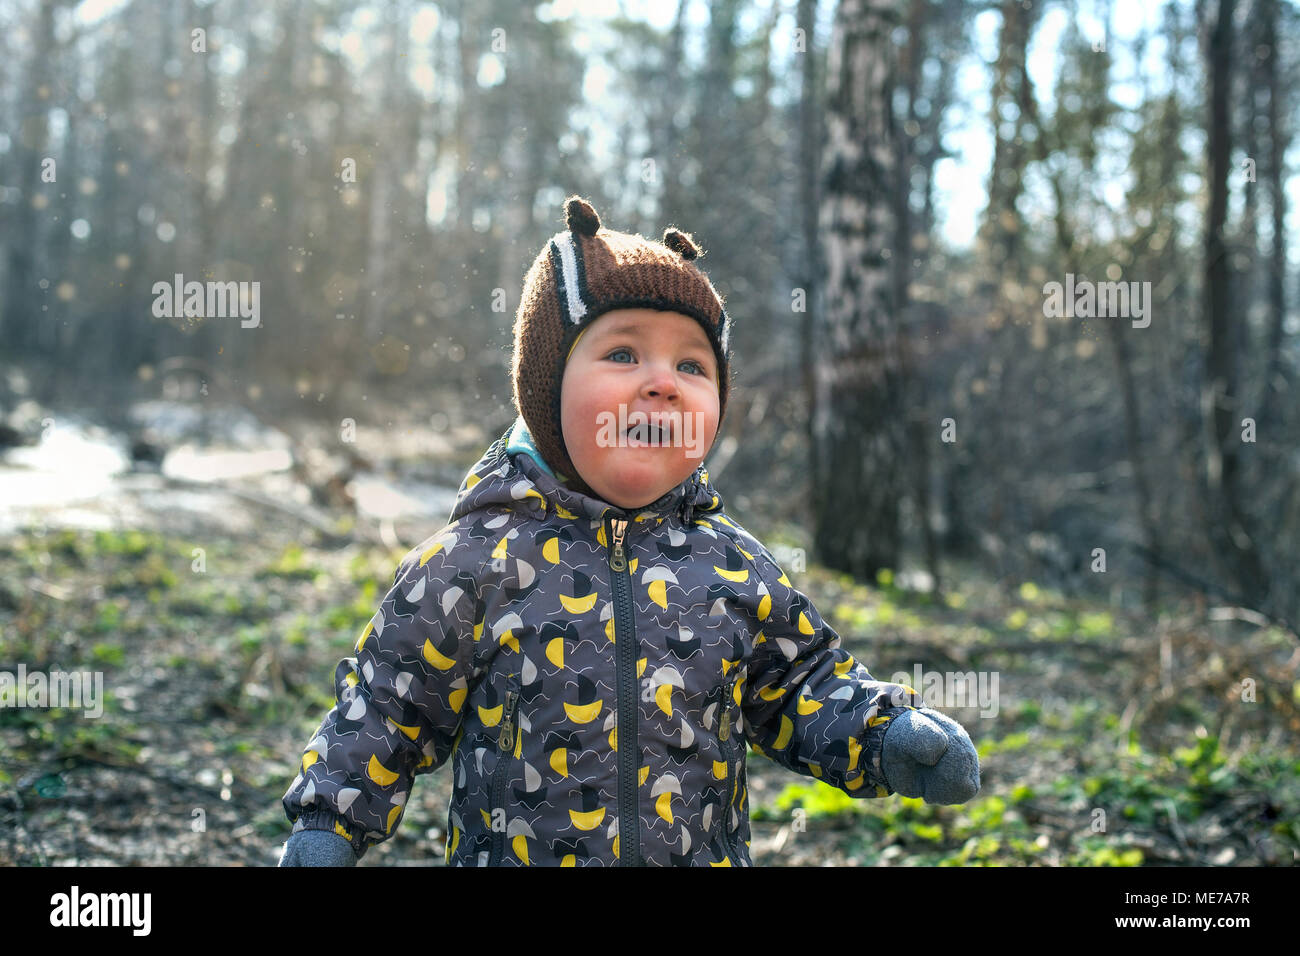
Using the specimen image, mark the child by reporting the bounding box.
[278,196,979,866]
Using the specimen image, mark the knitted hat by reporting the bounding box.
[511,195,732,493]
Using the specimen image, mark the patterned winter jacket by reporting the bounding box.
[282,424,921,866]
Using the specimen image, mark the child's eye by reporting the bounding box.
[605,348,709,376]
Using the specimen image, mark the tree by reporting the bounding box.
[1200,0,1271,613]
[812,0,905,579]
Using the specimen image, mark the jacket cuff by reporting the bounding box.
[856,704,918,794]
[291,808,369,861]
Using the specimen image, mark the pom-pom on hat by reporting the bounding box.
[510,195,732,493]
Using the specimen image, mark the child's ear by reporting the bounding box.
[662,228,701,261]
[564,196,602,236]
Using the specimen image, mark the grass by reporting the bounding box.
[746,562,1300,865]
[1,528,1296,866]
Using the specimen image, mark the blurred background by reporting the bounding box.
[0,0,1297,867]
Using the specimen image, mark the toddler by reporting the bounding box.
[279,196,980,866]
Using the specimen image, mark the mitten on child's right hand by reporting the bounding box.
[880,708,980,805]
[278,829,358,867]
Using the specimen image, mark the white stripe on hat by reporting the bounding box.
[554,233,588,324]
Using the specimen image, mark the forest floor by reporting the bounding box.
[2,508,1296,867]
[1,374,1297,867]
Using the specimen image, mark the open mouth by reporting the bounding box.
[626,421,672,445]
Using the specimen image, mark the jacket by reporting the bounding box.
[282,422,920,865]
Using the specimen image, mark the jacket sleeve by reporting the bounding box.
[722,522,920,798]
[281,525,485,859]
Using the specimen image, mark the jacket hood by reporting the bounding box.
[449,420,725,528]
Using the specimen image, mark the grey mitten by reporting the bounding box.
[880,708,981,804]
[278,829,359,867]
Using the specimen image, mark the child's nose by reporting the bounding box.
[639,361,681,401]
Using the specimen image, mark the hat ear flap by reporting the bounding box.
[564,196,602,237]
[662,228,700,261]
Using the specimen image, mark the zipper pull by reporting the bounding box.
[608,518,627,572]
[718,679,736,741]
[498,689,519,751]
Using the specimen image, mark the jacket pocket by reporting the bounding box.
[487,674,521,866]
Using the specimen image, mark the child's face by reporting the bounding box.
[560,308,720,510]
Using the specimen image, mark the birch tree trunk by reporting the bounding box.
[812,0,904,580]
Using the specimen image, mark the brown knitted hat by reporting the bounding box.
[511,195,732,493]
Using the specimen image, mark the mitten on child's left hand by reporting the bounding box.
[880,708,981,804]
[278,828,358,867]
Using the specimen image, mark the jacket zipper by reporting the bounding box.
[607,514,641,866]
[717,676,741,866]
[488,676,520,866]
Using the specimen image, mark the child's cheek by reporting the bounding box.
[573,384,613,450]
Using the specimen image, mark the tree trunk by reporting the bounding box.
[812,0,904,581]
[3,0,62,357]
[1200,0,1269,610]
[894,0,941,597]
[798,0,822,511]
[970,0,1038,586]
[454,0,479,233]
[1255,0,1291,439]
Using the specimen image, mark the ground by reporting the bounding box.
[2,517,1296,867]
